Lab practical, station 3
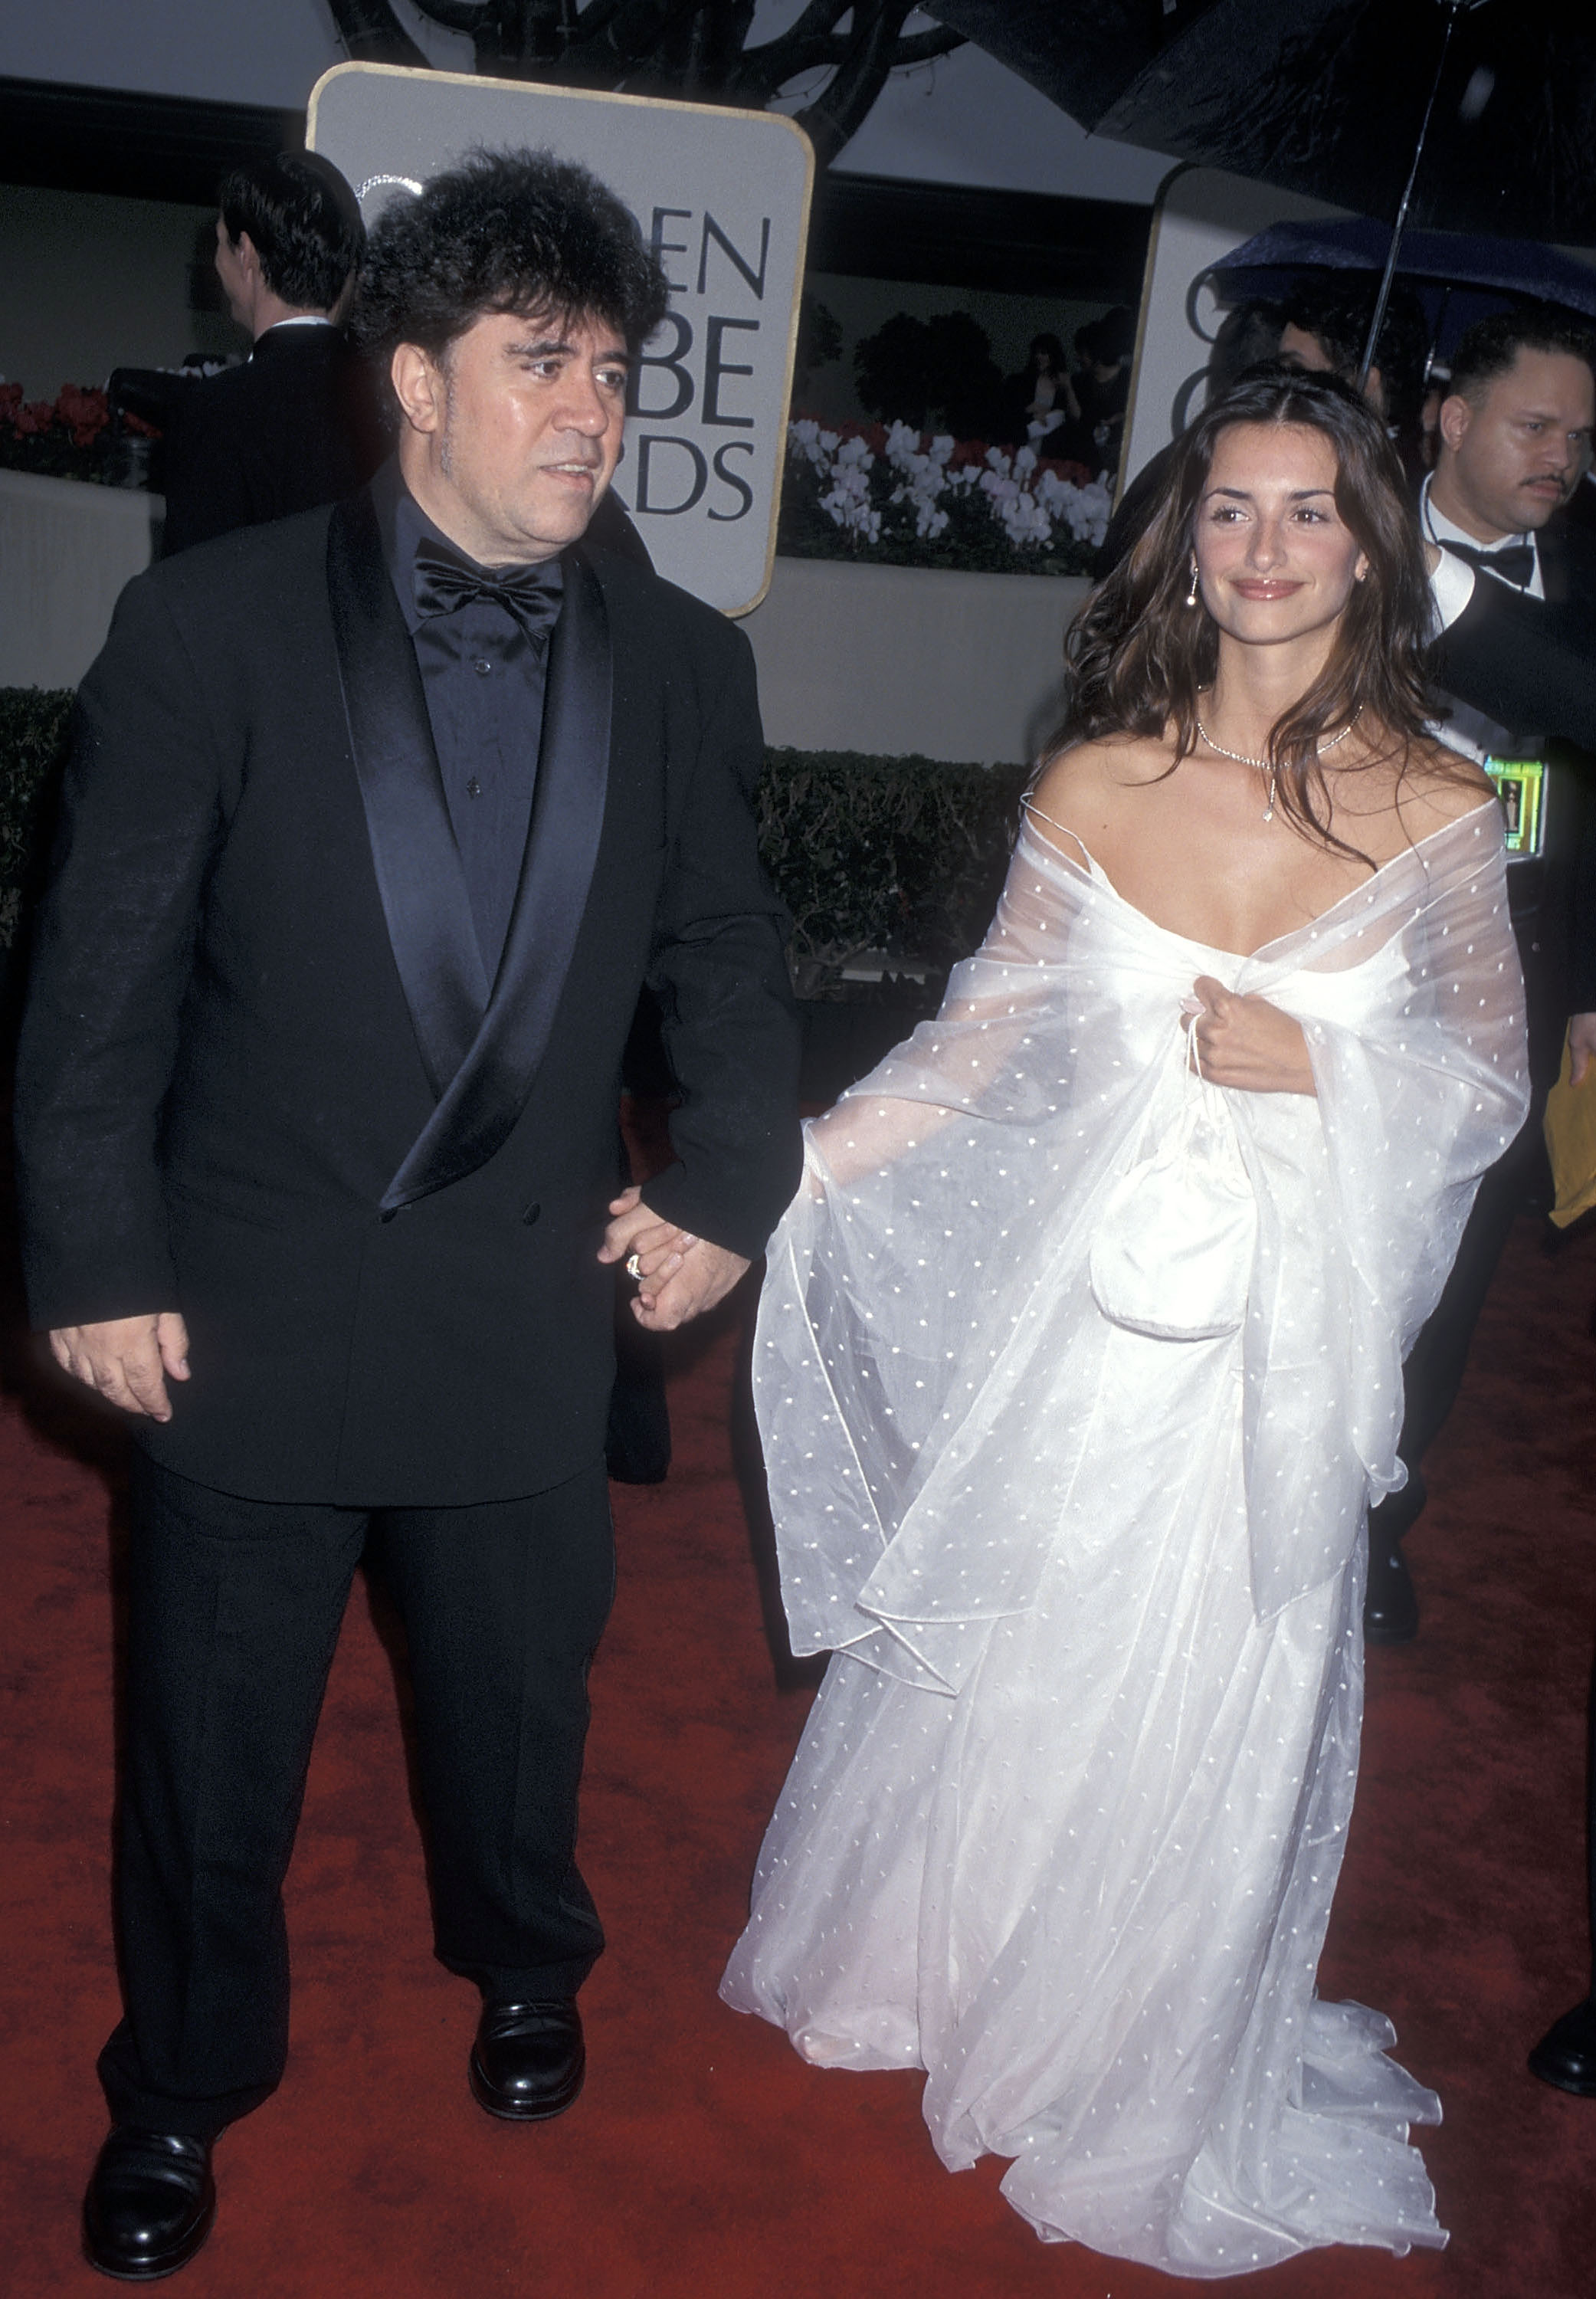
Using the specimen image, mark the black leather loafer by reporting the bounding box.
[84,2129,215,2281]
[1529,1996,1596,2095]
[1364,1534,1420,1645]
[469,1997,585,2121]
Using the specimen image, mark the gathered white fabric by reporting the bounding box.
[1087,1015,1258,1341]
[722,802,1528,2274]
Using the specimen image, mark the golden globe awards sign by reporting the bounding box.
[306,63,814,617]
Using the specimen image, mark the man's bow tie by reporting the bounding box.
[412,543,564,635]
[1439,536,1536,589]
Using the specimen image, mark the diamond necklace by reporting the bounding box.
[1194,709,1360,824]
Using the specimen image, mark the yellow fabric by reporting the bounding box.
[1544,1030,1596,1228]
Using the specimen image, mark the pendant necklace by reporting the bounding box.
[1195,709,1360,823]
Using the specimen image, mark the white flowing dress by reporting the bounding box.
[722,803,1528,2277]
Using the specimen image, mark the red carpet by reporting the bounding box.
[2,1215,1594,2297]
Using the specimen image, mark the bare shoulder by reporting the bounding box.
[1027,732,1170,849]
[1395,736,1496,838]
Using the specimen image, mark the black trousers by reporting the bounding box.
[99,1453,615,2138]
[1370,1133,1538,1544]
[1372,851,1563,1546]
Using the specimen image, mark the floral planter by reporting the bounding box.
[779,418,1111,579]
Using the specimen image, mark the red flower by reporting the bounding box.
[14,400,54,437]
[57,384,110,448]
[1037,456,1095,487]
[0,382,21,426]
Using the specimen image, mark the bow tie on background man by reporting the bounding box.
[411,542,565,638]
[1437,536,1537,590]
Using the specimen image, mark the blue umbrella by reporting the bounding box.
[1211,216,1596,362]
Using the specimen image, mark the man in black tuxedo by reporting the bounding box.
[127,150,382,556]
[1362,307,1596,1644]
[15,150,801,2279]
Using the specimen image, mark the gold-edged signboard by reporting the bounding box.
[306,63,813,619]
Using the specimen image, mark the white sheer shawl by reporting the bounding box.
[755,802,1528,1690]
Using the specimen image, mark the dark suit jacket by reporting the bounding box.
[139,325,383,557]
[14,485,801,1506]
[1429,511,1596,1045]
[1432,573,1596,753]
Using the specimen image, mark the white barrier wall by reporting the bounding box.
[2,472,1083,765]
[740,558,1086,765]
[0,471,162,691]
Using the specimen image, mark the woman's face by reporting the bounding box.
[1193,421,1369,649]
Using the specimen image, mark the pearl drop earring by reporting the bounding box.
[1185,554,1201,608]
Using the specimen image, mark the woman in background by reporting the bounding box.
[723,369,1527,2275]
[1003,330,1067,446]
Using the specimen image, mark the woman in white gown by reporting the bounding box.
[719,369,1529,2275]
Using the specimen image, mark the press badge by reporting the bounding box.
[1484,760,1545,858]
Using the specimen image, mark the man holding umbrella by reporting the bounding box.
[1362,306,1596,1641]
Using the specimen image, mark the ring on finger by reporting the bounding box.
[625,1251,644,1282]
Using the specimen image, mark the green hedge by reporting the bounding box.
[755,747,1028,989]
[0,693,1027,985]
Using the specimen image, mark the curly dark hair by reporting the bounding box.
[1447,300,1596,402]
[1282,275,1429,433]
[1057,365,1450,858]
[351,148,670,386]
[218,152,364,311]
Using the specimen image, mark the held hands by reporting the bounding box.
[1188,977,1317,1096]
[598,1186,750,1332]
[48,1311,191,1421]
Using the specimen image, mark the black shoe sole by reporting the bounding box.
[1364,1612,1421,1646]
[83,2197,216,2282]
[468,2047,585,2123]
[1529,2048,1596,2097]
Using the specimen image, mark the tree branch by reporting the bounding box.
[732,0,850,100]
[737,4,963,119]
[323,0,429,65]
[888,25,965,67]
[323,0,962,164]
[559,0,708,78]
[793,0,928,166]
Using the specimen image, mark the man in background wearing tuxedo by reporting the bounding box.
[1276,274,1430,484]
[16,150,801,2279]
[1368,306,1596,1641]
[134,150,382,556]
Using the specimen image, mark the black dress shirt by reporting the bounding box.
[378,465,562,980]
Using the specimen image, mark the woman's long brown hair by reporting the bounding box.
[1057,366,1451,858]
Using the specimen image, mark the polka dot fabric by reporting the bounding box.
[722,802,1529,2274]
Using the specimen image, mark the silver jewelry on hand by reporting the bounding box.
[625,1252,643,1282]
[1195,710,1359,825]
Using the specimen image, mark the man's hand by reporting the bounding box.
[1570,1012,1596,1087]
[598,1187,750,1333]
[48,1312,191,1421]
[1189,978,1317,1095]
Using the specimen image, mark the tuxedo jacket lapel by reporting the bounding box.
[1539,520,1571,606]
[380,546,613,1212]
[326,490,487,1097]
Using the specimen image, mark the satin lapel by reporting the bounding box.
[381,548,613,1212]
[326,492,487,1100]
